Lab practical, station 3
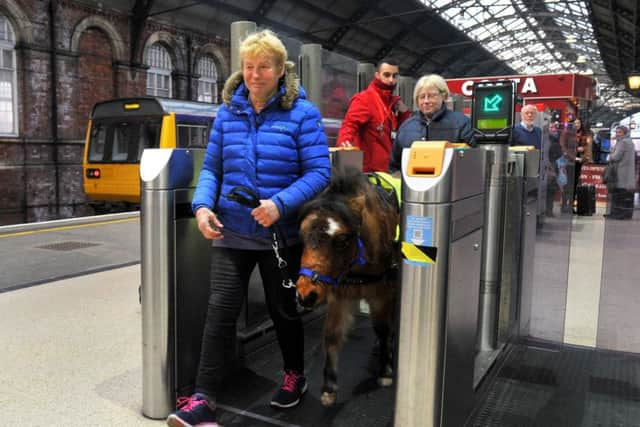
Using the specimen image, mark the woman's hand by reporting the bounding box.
[252,199,280,228]
[196,207,224,240]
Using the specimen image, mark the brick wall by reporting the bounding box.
[0,0,229,225]
[73,27,115,136]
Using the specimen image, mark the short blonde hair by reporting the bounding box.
[414,74,450,105]
[239,29,287,70]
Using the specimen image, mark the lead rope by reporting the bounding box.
[225,186,305,319]
[270,226,296,289]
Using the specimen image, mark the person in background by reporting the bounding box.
[166,29,330,427]
[605,125,636,220]
[511,104,542,149]
[572,118,593,208]
[336,58,410,172]
[389,73,474,173]
[559,121,578,213]
[545,121,564,216]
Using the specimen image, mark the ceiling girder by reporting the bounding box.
[130,0,155,66]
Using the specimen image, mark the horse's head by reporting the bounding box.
[296,196,362,308]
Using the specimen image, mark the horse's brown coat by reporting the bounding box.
[296,167,399,406]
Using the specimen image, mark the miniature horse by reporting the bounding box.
[296,166,399,407]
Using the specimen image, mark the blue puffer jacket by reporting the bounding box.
[192,67,330,240]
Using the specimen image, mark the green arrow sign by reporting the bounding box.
[483,94,503,112]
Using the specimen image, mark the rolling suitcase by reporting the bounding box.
[576,184,596,216]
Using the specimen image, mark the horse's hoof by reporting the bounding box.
[321,391,337,406]
[378,376,393,387]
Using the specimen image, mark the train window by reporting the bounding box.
[88,124,107,162]
[177,124,209,148]
[136,121,161,160]
[88,118,161,163]
[112,124,131,161]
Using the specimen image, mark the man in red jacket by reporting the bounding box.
[337,59,410,172]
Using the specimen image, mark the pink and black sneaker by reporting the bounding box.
[270,370,308,408]
[166,393,218,427]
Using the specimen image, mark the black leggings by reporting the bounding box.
[195,245,304,398]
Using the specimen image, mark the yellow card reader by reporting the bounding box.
[407,141,470,177]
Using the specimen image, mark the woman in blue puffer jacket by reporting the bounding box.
[168,30,330,427]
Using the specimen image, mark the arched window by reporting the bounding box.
[146,43,172,97]
[196,55,218,103]
[0,14,17,135]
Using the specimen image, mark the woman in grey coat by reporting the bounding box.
[606,125,636,219]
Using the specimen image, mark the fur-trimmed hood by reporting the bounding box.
[221,61,301,110]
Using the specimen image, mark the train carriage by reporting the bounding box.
[82,97,218,212]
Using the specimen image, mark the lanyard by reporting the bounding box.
[371,90,398,132]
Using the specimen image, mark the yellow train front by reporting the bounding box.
[82,97,218,212]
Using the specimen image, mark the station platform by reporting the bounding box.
[1,205,640,426]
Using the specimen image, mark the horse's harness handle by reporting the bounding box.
[225,185,296,289]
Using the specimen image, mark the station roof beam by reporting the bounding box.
[130,0,155,67]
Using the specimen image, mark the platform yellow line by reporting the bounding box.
[0,218,138,238]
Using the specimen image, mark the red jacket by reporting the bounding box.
[337,80,410,172]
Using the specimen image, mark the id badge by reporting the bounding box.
[391,130,397,141]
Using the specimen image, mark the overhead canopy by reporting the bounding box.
[120,0,639,125]
[589,0,640,120]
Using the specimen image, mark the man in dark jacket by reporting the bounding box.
[336,58,410,172]
[389,74,474,173]
[511,104,542,149]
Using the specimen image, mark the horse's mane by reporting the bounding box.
[298,166,367,232]
[325,166,370,198]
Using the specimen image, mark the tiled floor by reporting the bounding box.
[1,203,638,425]
[0,265,158,426]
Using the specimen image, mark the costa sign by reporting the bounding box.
[447,73,595,100]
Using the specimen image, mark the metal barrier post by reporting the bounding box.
[141,148,203,419]
[476,143,509,351]
[470,80,517,354]
[299,43,323,108]
[396,76,416,111]
[230,21,257,74]
[394,142,486,427]
[497,149,541,343]
[512,150,540,336]
[357,63,375,91]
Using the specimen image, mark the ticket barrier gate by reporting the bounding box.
[502,149,540,339]
[140,148,284,419]
[394,142,487,427]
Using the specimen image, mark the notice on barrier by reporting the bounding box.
[402,215,437,266]
[405,215,432,246]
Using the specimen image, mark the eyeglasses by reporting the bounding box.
[419,92,442,101]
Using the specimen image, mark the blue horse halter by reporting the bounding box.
[298,237,366,288]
